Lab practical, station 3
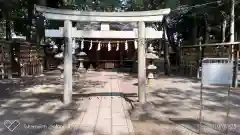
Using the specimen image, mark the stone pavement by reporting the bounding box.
[1,70,239,135]
[125,75,240,135]
[0,71,135,135]
[79,71,135,135]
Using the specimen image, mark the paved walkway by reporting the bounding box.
[78,72,135,135]
[0,71,135,135]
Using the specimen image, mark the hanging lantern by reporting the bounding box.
[89,40,93,50]
[81,39,84,49]
[116,41,119,51]
[125,40,128,50]
[108,41,111,51]
[134,40,137,49]
[97,41,101,51]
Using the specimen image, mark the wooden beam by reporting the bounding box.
[138,21,146,104]
[63,20,73,105]
[45,28,163,39]
[181,42,240,48]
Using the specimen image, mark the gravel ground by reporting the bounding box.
[118,74,240,135]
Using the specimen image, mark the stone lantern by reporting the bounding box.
[146,44,159,85]
[88,63,95,71]
[54,52,64,78]
[76,51,87,72]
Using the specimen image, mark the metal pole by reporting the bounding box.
[230,0,237,88]
[63,20,73,105]
[226,83,231,134]
[226,58,234,134]
[199,65,203,135]
[138,21,146,104]
[232,44,239,87]
[197,39,202,79]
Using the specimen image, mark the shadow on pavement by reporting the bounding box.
[0,70,110,135]
[122,73,240,135]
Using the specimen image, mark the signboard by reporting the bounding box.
[202,58,233,85]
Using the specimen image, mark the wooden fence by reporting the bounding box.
[0,41,11,79]
[180,45,229,77]
[0,40,44,79]
[19,42,44,77]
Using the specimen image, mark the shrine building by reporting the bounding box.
[46,22,164,70]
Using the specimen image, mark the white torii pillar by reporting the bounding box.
[63,20,73,105]
[138,22,146,104]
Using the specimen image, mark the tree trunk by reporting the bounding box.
[163,21,170,75]
[192,14,197,45]
[204,16,210,44]
[5,10,11,41]
[200,14,210,67]
[221,17,227,43]
[27,0,34,41]
[37,0,47,44]
[221,16,227,56]
[229,0,235,60]
[192,14,199,77]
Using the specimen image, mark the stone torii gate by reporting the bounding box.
[35,5,171,105]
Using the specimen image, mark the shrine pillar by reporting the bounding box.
[138,21,146,104]
[63,20,73,105]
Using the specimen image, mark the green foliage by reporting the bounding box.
[60,0,123,11]
[0,0,239,42]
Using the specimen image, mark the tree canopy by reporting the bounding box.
[0,0,239,44]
